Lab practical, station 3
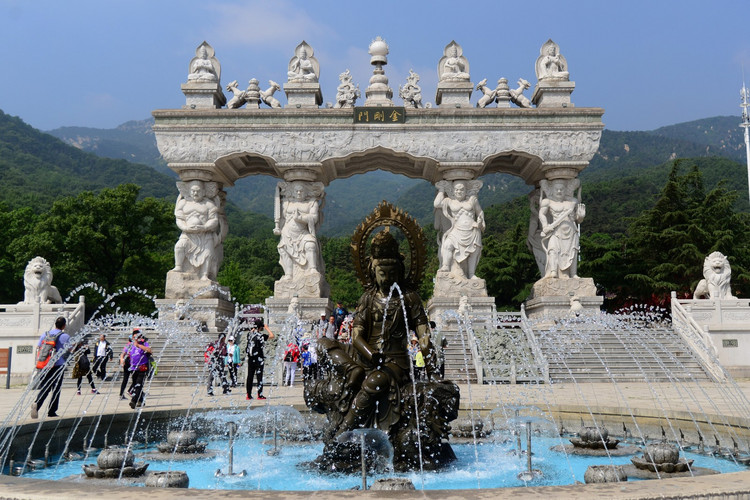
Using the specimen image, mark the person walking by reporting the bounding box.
[324,316,337,340]
[31,316,71,419]
[206,332,229,396]
[72,341,98,395]
[225,335,241,388]
[283,341,300,387]
[128,331,152,409]
[301,343,313,381]
[92,334,112,381]
[245,321,273,400]
[333,301,348,332]
[119,329,138,400]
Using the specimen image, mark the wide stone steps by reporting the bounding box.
[535,326,712,383]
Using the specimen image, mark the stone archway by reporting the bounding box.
[153,39,604,327]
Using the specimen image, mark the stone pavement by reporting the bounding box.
[3,380,750,499]
[3,379,750,426]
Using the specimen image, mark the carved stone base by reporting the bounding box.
[181,82,226,109]
[273,272,330,299]
[525,276,602,319]
[435,81,473,108]
[164,270,228,300]
[155,297,234,332]
[284,82,323,108]
[427,295,496,330]
[264,297,331,331]
[531,80,575,108]
[433,271,487,297]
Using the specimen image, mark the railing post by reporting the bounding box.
[6,348,11,389]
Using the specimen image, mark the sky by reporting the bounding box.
[1,0,749,133]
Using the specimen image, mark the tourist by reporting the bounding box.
[225,335,241,388]
[414,345,426,381]
[31,316,71,419]
[119,330,137,400]
[205,332,230,396]
[128,332,152,409]
[333,301,348,332]
[409,336,421,379]
[438,336,448,379]
[316,314,327,338]
[72,340,98,395]
[308,338,319,379]
[282,341,300,386]
[337,316,352,343]
[301,343,313,381]
[92,333,112,381]
[245,320,273,400]
[325,315,337,340]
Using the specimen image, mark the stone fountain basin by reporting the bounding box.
[551,442,642,456]
[82,462,149,478]
[631,455,694,473]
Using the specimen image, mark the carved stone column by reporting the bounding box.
[266,176,332,328]
[157,178,232,331]
[428,165,494,324]
[525,172,602,319]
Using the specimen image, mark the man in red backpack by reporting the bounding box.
[31,317,71,419]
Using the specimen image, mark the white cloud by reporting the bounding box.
[206,1,330,47]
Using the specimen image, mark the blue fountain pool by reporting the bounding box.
[19,436,750,490]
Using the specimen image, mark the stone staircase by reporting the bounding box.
[534,324,712,383]
[71,328,292,389]
[441,328,479,383]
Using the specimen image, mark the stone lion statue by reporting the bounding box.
[21,256,62,304]
[693,251,736,300]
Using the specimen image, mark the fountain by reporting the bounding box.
[303,206,461,473]
[82,447,148,479]
[552,423,641,456]
[2,216,750,497]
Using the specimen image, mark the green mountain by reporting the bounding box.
[0,110,176,209]
[29,112,750,236]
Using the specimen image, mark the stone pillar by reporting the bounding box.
[158,176,232,331]
[525,167,602,319]
[428,164,494,321]
[267,173,331,328]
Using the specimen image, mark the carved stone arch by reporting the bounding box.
[213,151,278,185]
[480,150,544,185]
[320,146,440,184]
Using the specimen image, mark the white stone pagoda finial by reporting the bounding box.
[364,36,393,106]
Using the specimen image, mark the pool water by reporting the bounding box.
[22,437,750,490]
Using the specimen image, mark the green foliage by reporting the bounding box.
[217,236,280,304]
[622,160,750,302]
[3,184,176,313]
[0,110,175,210]
[477,225,538,308]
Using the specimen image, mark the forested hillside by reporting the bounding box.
[0,111,175,209]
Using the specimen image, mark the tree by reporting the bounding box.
[9,184,176,312]
[623,161,750,301]
[477,224,538,309]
